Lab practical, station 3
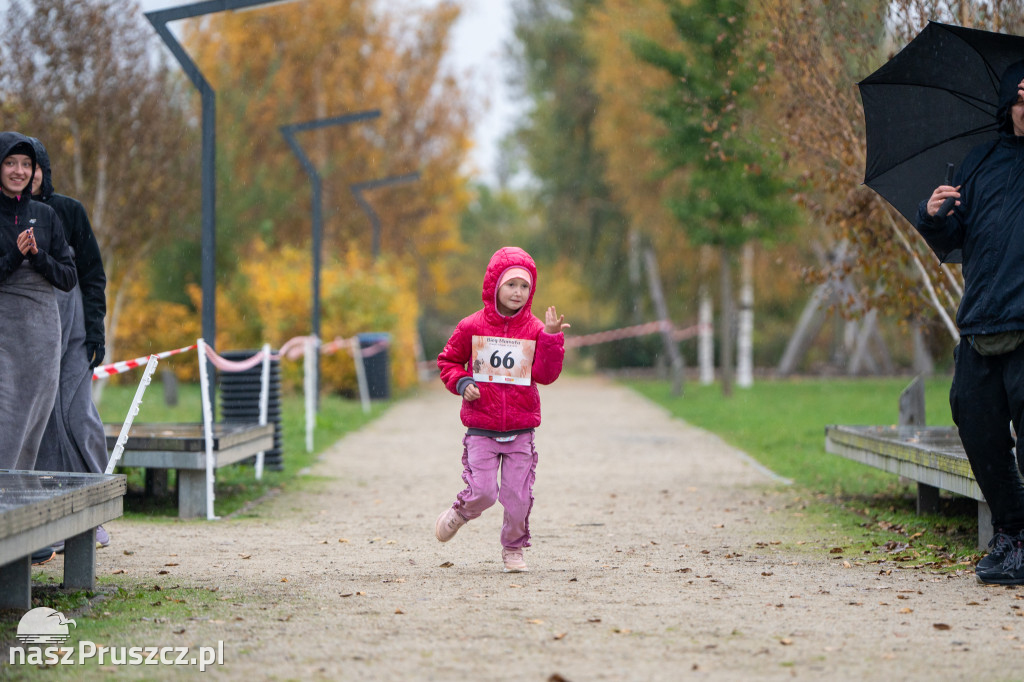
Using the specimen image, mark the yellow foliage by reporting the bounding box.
[111,275,201,382]
[211,240,421,395]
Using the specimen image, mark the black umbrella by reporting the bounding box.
[858,20,1024,261]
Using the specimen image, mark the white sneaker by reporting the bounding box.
[435,508,467,542]
[502,547,528,572]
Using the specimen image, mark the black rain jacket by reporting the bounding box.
[0,131,76,292]
[915,59,1024,336]
[30,138,107,346]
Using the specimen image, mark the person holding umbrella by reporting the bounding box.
[916,59,1024,585]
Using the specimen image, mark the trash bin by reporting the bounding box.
[358,333,391,399]
[218,349,284,471]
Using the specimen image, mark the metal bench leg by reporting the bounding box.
[177,469,207,519]
[64,528,97,590]
[916,483,940,514]
[978,501,993,549]
[0,556,32,610]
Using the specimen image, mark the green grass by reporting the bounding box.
[95,382,391,519]
[624,376,980,566]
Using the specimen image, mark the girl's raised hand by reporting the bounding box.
[545,306,570,334]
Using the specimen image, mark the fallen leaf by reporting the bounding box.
[240,554,252,560]
[553,632,567,640]
[112,569,126,575]
[780,638,793,646]
[280,578,289,583]
[173,629,185,635]
[830,547,844,554]
[527,619,544,625]
[319,540,328,545]
[899,608,913,614]
[439,561,454,568]
[158,570,169,575]
[356,591,365,596]
[340,593,353,598]
[761,572,774,577]
[933,623,951,630]
[588,618,601,623]
[395,609,405,615]
[338,538,349,543]
[613,628,631,634]
[165,563,179,567]
[122,550,134,556]
[843,561,852,568]
[510,584,523,588]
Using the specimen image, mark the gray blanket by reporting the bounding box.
[36,283,108,474]
[0,262,60,470]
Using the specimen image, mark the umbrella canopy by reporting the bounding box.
[858,21,1024,250]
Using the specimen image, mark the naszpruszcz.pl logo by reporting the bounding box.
[9,607,224,672]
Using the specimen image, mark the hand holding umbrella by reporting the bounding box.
[931,163,960,218]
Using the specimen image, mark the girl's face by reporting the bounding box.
[497,278,531,316]
[1,153,33,198]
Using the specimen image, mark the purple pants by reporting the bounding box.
[452,432,538,549]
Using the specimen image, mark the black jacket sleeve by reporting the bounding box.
[60,197,106,344]
[28,208,77,292]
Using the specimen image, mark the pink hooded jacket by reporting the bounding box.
[437,246,565,431]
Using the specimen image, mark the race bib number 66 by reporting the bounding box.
[471,336,536,386]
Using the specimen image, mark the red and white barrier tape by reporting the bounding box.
[564,321,709,349]
[94,333,391,380]
[92,343,198,380]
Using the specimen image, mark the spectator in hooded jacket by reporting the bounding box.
[30,137,111,550]
[434,246,569,573]
[916,60,1024,585]
[0,131,77,472]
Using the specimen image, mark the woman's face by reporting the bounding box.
[0,153,33,198]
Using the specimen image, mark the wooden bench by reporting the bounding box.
[824,377,992,548]
[104,422,274,519]
[0,470,126,610]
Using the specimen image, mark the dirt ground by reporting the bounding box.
[28,376,1024,680]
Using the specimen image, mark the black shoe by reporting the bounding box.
[977,533,1024,585]
[30,547,56,566]
[977,530,1015,574]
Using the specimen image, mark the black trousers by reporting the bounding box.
[951,340,1024,532]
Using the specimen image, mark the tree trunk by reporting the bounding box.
[737,243,754,388]
[699,287,714,385]
[643,248,685,397]
[719,249,734,397]
[776,282,829,376]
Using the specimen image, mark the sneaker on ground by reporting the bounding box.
[976,533,1024,585]
[30,547,55,566]
[976,530,1015,575]
[435,508,467,543]
[96,525,110,548]
[502,547,528,573]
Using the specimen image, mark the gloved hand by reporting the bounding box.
[86,343,105,369]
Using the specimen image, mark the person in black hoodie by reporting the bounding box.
[916,60,1024,585]
[0,131,77,469]
[29,138,112,550]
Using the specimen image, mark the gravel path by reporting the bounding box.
[35,376,1024,680]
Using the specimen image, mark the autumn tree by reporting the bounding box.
[762,0,1024,355]
[505,0,638,334]
[0,0,200,368]
[630,0,799,394]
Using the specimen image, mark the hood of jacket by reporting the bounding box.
[997,59,1024,134]
[482,246,538,326]
[0,131,37,199]
[28,137,53,201]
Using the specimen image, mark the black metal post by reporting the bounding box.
[349,172,421,259]
[146,0,301,418]
[280,110,381,345]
